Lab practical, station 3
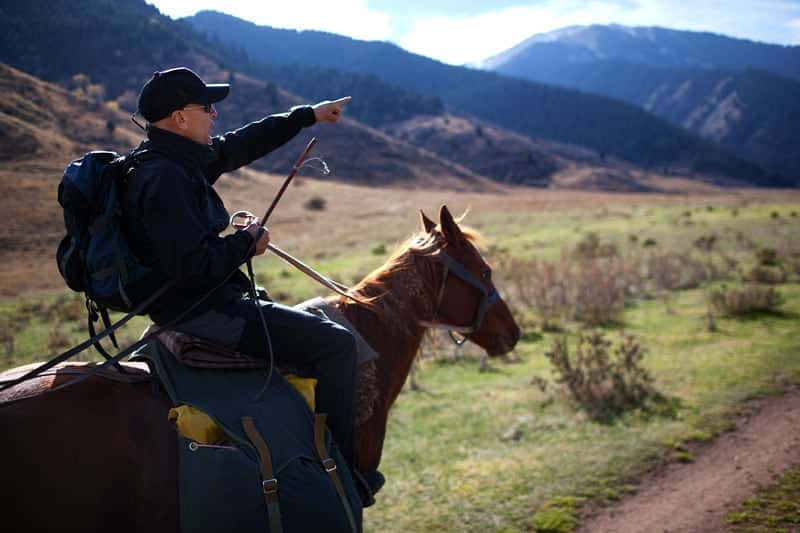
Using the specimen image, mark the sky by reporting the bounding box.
[147,0,800,65]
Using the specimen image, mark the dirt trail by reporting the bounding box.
[578,388,800,533]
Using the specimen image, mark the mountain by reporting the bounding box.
[474,25,800,181]
[0,0,493,188]
[186,11,780,186]
[475,24,800,81]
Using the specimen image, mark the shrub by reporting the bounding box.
[303,196,326,210]
[747,265,787,285]
[501,255,639,328]
[0,318,14,359]
[544,331,656,421]
[570,259,626,326]
[47,321,72,352]
[756,247,779,266]
[573,232,618,259]
[709,285,783,316]
[523,259,570,329]
[647,252,707,291]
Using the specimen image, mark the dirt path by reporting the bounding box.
[578,388,800,533]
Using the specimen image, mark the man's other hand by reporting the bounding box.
[313,96,351,123]
[245,222,270,256]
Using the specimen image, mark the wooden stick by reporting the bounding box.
[260,137,317,226]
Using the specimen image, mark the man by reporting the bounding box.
[121,67,363,486]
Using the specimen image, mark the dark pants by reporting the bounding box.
[169,294,358,467]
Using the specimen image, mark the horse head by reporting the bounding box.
[416,205,520,356]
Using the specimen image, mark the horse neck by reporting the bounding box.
[336,252,434,404]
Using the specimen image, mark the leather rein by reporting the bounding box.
[237,217,499,346]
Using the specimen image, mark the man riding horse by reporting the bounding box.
[122,67,378,501]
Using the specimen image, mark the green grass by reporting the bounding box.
[364,284,800,532]
[2,197,799,532]
[727,467,800,532]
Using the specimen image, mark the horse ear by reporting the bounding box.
[439,205,462,242]
[419,209,436,233]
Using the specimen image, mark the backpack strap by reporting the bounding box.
[241,416,283,533]
[85,298,128,374]
[313,414,358,533]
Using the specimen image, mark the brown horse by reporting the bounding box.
[0,205,519,532]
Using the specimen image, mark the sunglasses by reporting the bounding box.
[183,103,214,113]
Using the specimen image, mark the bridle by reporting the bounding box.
[417,250,500,345]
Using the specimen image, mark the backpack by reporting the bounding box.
[56,149,161,314]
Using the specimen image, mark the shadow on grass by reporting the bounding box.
[725,308,799,321]
[582,391,685,426]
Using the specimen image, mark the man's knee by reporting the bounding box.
[328,322,357,357]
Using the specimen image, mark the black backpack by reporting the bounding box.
[57,149,167,357]
[57,149,162,312]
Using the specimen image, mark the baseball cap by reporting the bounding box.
[137,67,229,122]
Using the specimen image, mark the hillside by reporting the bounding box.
[0,1,494,189]
[475,24,800,81]
[0,63,146,292]
[473,25,800,181]
[186,11,776,185]
[382,113,698,191]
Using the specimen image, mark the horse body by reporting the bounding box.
[1,371,177,532]
[1,206,519,530]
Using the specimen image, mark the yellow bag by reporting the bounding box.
[168,405,224,444]
[284,373,318,412]
[168,374,318,444]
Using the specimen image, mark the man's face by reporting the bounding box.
[175,103,217,145]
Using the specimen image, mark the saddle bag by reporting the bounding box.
[138,338,363,533]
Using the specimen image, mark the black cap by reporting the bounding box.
[137,67,229,122]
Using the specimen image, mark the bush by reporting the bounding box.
[647,252,707,291]
[303,196,326,210]
[709,285,783,316]
[515,259,569,330]
[573,232,618,259]
[544,331,656,421]
[570,259,626,326]
[746,265,787,285]
[756,247,779,266]
[501,255,640,329]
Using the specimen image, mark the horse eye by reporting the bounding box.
[482,271,492,281]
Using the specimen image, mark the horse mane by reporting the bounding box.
[338,224,483,326]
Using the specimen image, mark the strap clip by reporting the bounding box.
[322,457,337,473]
[262,478,278,495]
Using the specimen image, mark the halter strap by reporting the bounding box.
[418,250,499,342]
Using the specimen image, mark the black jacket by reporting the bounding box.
[122,106,316,323]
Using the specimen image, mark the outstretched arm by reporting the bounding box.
[206,96,352,182]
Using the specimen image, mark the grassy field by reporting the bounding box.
[1,183,799,532]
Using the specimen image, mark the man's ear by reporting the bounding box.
[439,205,462,243]
[172,110,188,130]
[419,209,436,233]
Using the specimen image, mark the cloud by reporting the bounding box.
[790,18,800,44]
[398,0,800,65]
[148,0,393,41]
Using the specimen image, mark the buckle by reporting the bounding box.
[262,478,278,495]
[322,458,337,473]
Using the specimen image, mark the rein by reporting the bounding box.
[266,243,371,306]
